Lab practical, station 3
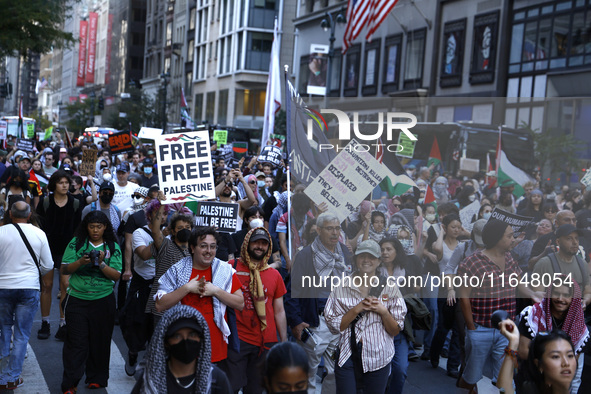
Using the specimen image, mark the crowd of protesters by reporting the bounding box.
[1,134,591,394]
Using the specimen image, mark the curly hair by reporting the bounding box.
[144,199,169,223]
[74,210,117,252]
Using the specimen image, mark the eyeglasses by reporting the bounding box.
[321,226,341,233]
[545,209,557,213]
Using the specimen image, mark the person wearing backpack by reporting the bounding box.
[532,224,591,307]
[80,181,121,236]
[35,170,82,341]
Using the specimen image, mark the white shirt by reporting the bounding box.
[132,226,156,280]
[0,223,54,290]
[113,181,138,212]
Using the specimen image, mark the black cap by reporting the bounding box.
[148,184,159,194]
[166,317,204,339]
[555,224,584,239]
[250,228,270,243]
[116,162,130,172]
[143,158,154,166]
[99,181,115,191]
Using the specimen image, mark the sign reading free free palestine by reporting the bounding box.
[155,131,215,204]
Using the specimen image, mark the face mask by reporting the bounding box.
[257,180,265,188]
[468,195,476,202]
[483,212,492,220]
[133,197,147,209]
[103,173,112,182]
[144,167,153,175]
[176,228,191,243]
[250,218,264,229]
[100,193,114,205]
[167,338,201,364]
[425,214,436,223]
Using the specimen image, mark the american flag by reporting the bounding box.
[343,0,373,54]
[366,0,399,41]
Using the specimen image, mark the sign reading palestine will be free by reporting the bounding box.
[155,131,216,204]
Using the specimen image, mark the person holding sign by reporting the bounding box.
[215,169,257,229]
[155,227,244,363]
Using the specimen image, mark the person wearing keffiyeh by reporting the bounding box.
[517,280,589,392]
[132,305,232,394]
[221,227,287,393]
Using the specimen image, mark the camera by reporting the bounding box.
[87,250,101,267]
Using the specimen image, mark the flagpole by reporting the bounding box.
[284,64,293,267]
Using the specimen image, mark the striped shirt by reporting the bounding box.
[324,277,407,373]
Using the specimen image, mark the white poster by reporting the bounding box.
[0,121,6,140]
[155,131,215,204]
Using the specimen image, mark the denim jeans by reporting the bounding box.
[335,356,391,394]
[388,333,409,394]
[464,324,508,385]
[0,289,40,385]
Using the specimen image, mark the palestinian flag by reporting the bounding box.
[381,150,417,197]
[427,136,442,168]
[497,149,535,198]
[424,185,436,204]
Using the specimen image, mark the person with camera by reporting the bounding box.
[60,210,122,394]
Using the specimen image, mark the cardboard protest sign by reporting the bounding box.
[79,149,98,176]
[108,130,133,153]
[194,201,238,233]
[304,139,389,223]
[396,132,417,158]
[459,200,481,232]
[213,130,228,145]
[581,169,591,189]
[490,208,534,234]
[16,139,35,152]
[155,131,215,204]
[258,146,282,167]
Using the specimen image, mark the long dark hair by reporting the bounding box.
[527,330,575,390]
[264,342,309,390]
[74,210,117,252]
[5,169,30,194]
[379,237,407,269]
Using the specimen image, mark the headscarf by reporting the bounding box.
[520,281,589,354]
[239,227,273,331]
[141,305,213,394]
[94,158,109,182]
[387,224,415,255]
[433,176,450,204]
[272,191,289,218]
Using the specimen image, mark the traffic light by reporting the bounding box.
[98,96,104,110]
[0,84,8,98]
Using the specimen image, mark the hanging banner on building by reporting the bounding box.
[77,20,88,87]
[155,131,215,204]
[194,201,239,233]
[307,44,329,96]
[490,208,534,234]
[86,12,98,84]
[105,14,114,85]
[79,149,98,176]
[258,145,282,167]
[108,130,133,153]
[304,139,389,223]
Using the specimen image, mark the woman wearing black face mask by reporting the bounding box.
[132,304,232,394]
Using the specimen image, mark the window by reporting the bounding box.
[205,91,216,123]
[189,8,196,30]
[248,0,276,28]
[194,93,204,121]
[188,40,194,62]
[469,11,499,84]
[245,32,272,71]
[186,72,193,96]
[404,28,426,88]
[235,89,265,117]
[362,38,381,96]
[218,90,228,125]
[382,34,402,94]
[166,22,172,46]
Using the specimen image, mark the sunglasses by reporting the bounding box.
[248,180,257,184]
[132,194,143,199]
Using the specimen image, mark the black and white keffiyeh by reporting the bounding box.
[312,236,346,279]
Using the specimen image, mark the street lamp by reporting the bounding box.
[320,9,346,107]
[160,71,170,132]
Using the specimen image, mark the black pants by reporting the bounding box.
[61,292,116,391]
[218,339,271,394]
[121,274,153,354]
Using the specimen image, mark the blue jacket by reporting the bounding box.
[284,242,353,328]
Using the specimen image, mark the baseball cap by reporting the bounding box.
[143,158,154,166]
[255,171,266,179]
[116,162,130,172]
[250,228,270,243]
[555,224,584,239]
[14,151,30,162]
[60,147,67,153]
[148,184,160,195]
[165,317,204,339]
[471,219,487,247]
[99,181,115,192]
[355,240,381,258]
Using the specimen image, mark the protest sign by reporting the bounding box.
[194,201,238,233]
[459,200,481,232]
[27,123,35,139]
[258,146,282,167]
[108,130,133,153]
[490,208,534,234]
[0,121,6,140]
[270,134,285,151]
[581,169,591,189]
[396,132,417,158]
[16,139,35,152]
[232,142,248,159]
[304,139,389,222]
[138,127,163,140]
[213,130,228,145]
[155,130,215,204]
[79,149,98,176]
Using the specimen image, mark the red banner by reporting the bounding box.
[86,12,98,84]
[105,14,114,85]
[77,20,88,87]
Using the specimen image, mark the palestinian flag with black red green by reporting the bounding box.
[427,136,442,168]
[497,149,535,198]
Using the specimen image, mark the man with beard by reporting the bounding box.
[221,227,287,393]
[156,226,244,364]
[215,168,257,228]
